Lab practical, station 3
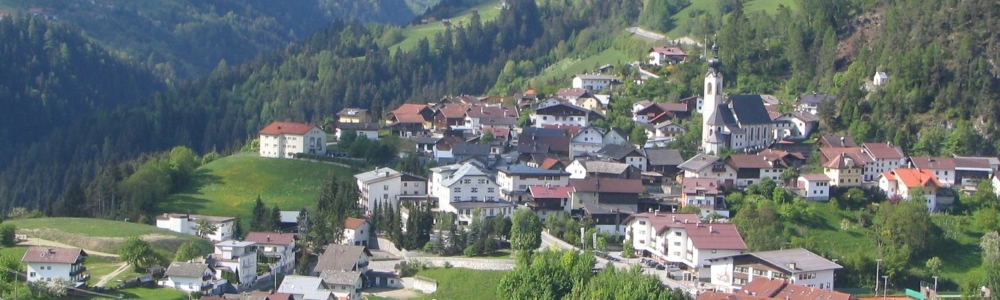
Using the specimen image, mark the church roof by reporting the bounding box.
[728,95,773,125]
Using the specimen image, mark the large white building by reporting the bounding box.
[861,142,907,182]
[355,167,427,212]
[258,121,327,158]
[155,213,235,242]
[496,164,570,203]
[430,162,513,224]
[625,212,747,279]
[21,247,88,284]
[244,232,296,274]
[212,241,257,287]
[700,44,774,154]
[708,248,842,292]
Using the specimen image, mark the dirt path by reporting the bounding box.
[19,237,119,257]
[94,262,129,287]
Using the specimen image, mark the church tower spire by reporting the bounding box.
[701,42,725,154]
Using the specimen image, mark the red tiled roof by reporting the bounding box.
[539,158,563,170]
[817,135,857,147]
[437,105,469,118]
[528,185,575,198]
[259,121,316,135]
[889,168,941,188]
[626,212,700,234]
[819,147,872,168]
[741,278,855,300]
[393,114,426,123]
[244,232,295,245]
[683,222,747,250]
[863,142,905,159]
[392,103,430,115]
[543,124,582,135]
[344,217,368,230]
[698,291,769,300]
[22,247,86,264]
[569,178,643,194]
[908,156,955,170]
[650,46,687,56]
[556,88,589,97]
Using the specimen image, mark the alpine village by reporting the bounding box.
[0,0,998,299]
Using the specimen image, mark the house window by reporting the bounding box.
[404,182,408,187]
[675,231,682,236]
[383,185,389,190]
[464,179,472,184]
[454,196,460,201]
[488,188,495,193]
[471,188,479,193]
[639,221,646,225]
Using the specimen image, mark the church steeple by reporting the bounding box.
[701,41,725,154]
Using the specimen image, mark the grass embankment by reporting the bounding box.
[391,0,502,52]
[161,155,351,217]
[412,268,508,300]
[666,0,799,37]
[8,217,207,255]
[801,202,982,292]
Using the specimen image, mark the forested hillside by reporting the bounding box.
[0,0,416,79]
[0,15,164,206]
[714,0,1000,155]
[0,0,642,215]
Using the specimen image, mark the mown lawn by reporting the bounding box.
[9,218,191,239]
[391,0,502,52]
[531,47,634,87]
[411,268,508,300]
[90,287,188,300]
[800,202,982,291]
[161,155,351,217]
[84,257,123,286]
[666,0,798,37]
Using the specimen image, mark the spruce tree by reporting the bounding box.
[250,196,268,231]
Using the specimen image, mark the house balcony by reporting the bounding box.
[70,266,87,276]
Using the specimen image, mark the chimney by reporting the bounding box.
[697,222,702,227]
[672,215,677,222]
[839,136,845,145]
[709,226,714,233]
[267,235,271,242]
[654,209,658,216]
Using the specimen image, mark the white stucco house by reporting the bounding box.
[625,212,748,279]
[878,168,951,212]
[160,262,216,293]
[355,167,427,212]
[572,74,617,92]
[873,71,889,86]
[155,213,236,242]
[258,121,327,158]
[336,122,380,141]
[798,174,831,201]
[429,162,513,225]
[212,241,257,287]
[342,217,371,247]
[496,164,570,203]
[707,248,842,292]
[22,247,88,285]
[244,232,296,274]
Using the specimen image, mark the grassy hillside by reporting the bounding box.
[7,218,207,255]
[391,0,502,52]
[160,155,351,217]
[666,0,798,38]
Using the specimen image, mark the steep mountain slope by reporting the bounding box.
[0,0,415,79]
[0,0,642,211]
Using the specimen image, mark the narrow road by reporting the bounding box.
[94,262,129,287]
[19,238,119,257]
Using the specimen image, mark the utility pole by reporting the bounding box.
[882,275,889,300]
[875,259,882,294]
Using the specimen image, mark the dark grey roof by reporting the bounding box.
[452,143,491,156]
[498,164,569,176]
[797,92,834,104]
[728,95,773,125]
[535,103,591,115]
[645,149,684,166]
[596,144,643,160]
[410,136,442,144]
[314,244,370,274]
[677,154,723,171]
[579,160,632,174]
[606,127,630,140]
[521,127,567,137]
[715,104,745,134]
[338,122,380,131]
[319,269,362,286]
[747,248,842,272]
[481,117,518,126]
[164,262,210,278]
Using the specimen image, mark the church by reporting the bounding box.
[700,44,775,155]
